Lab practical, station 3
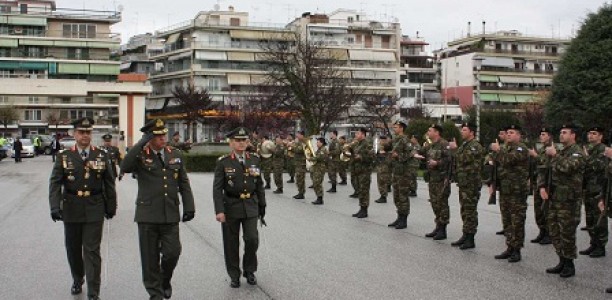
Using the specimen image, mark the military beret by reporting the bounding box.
[226,127,250,139]
[72,117,94,131]
[141,119,168,135]
[316,137,327,146]
[379,135,388,139]
[560,124,579,132]
[102,133,112,140]
[461,122,477,132]
[540,127,552,134]
[430,124,444,133]
[587,126,605,134]
[358,127,369,134]
[506,124,522,132]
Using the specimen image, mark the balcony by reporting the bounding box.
[0,28,120,40]
[1,6,121,23]
[479,66,555,74]
[481,48,560,57]
[156,19,287,36]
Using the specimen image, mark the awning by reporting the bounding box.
[254,53,269,61]
[230,30,262,40]
[261,31,294,41]
[90,64,119,75]
[479,93,499,102]
[120,62,132,70]
[499,94,517,103]
[195,50,227,60]
[349,49,395,61]
[352,70,376,79]
[58,63,89,75]
[478,75,499,83]
[227,52,255,61]
[7,16,47,26]
[19,39,54,46]
[515,95,535,103]
[532,77,552,85]
[168,51,192,61]
[166,33,181,44]
[146,99,165,110]
[481,57,514,68]
[325,48,349,60]
[309,26,348,34]
[227,74,251,85]
[0,38,18,48]
[250,74,269,85]
[96,94,120,98]
[499,76,533,84]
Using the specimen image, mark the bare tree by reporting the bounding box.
[261,32,363,135]
[355,94,399,136]
[517,91,548,141]
[0,106,18,134]
[170,83,218,142]
[218,94,296,136]
[46,111,61,134]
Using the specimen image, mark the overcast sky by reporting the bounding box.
[62,0,605,50]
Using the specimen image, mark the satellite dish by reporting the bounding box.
[117,4,124,12]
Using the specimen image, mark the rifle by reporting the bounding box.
[488,161,497,205]
[540,159,552,219]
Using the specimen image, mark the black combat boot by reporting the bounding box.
[265,182,271,189]
[508,248,522,263]
[374,195,387,203]
[606,287,612,293]
[395,214,408,229]
[546,256,564,274]
[293,193,304,199]
[495,247,513,259]
[287,177,295,183]
[539,229,552,245]
[352,206,368,218]
[409,190,417,197]
[71,279,84,295]
[559,259,575,278]
[451,233,467,247]
[273,188,283,194]
[425,224,440,238]
[312,197,324,205]
[589,242,606,258]
[339,179,347,185]
[531,228,545,243]
[327,184,336,193]
[459,234,476,250]
[349,192,359,198]
[433,224,447,240]
[496,229,505,235]
[388,214,400,227]
[579,243,596,255]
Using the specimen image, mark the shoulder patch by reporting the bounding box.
[218,154,229,161]
[517,147,523,151]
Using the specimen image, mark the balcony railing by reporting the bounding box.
[0,7,121,22]
[481,48,560,57]
[479,66,555,74]
[156,19,287,36]
[0,28,120,40]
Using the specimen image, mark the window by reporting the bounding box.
[400,89,408,98]
[347,37,354,44]
[0,5,10,13]
[28,96,39,104]
[208,78,220,91]
[0,70,14,78]
[24,109,42,121]
[67,48,89,60]
[0,96,8,103]
[63,23,97,39]
[408,89,416,97]
[20,4,27,14]
[347,17,354,23]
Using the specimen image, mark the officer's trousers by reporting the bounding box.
[64,221,104,298]
[138,223,181,300]
[221,217,259,280]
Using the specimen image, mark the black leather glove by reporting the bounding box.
[105,212,115,220]
[259,206,266,219]
[138,132,155,145]
[51,208,63,222]
[182,211,195,222]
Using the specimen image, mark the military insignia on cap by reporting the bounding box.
[239,128,246,135]
[82,119,90,126]
[156,119,164,127]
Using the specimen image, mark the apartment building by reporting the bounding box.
[438,29,570,111]
[147,7,402,140]
[119,33,162,75]
[0,0,150,147]
[398,36,461,121]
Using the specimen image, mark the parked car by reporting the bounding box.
[0,144,8,161]
[59,136,76,150]
[11,139,36,158]
[34,134,54,155]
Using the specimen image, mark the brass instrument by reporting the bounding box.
[286,140,295,158]
[304,137,317,171]
[373,137,380,154]
[260,140,275,158]
[340,140,357,162]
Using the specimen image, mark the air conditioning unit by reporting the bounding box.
[14,26,23,34]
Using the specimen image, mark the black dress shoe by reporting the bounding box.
[273,188,283,194]
[244,272,257,285]
[88,296,101,300]
[293,194,304,199]
[71,279,84,295]
[230,279,240,288]
[163,280,172,299]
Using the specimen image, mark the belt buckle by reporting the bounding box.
[77,191,83,197]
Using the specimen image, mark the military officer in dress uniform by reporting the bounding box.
[213,127,266,288]
[49,117,117,300]
[120,119,195,300]
[100,134,122,179]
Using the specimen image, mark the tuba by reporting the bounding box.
[340,140,357,162]
[260,140,275,158]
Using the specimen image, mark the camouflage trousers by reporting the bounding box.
[410,176,418,194]
[428,180,450,225]
[261,158,272,185]
[327,160,339,185]
[286,159,295,179]
[312,166,326,197]
[584,191,608,246]
[338,162,347,182]
[295,163,306,195]
[500,192,528,249]
[548,195,581,259]
[458,181,481,234]
[355,171,372,207]
[377,166,391,197]
[350,171,359,192]
[533,191,548,229]
[272,159,284,189]
[392,173,411,215]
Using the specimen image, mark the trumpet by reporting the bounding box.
[304,138,316,170]
[285,140,295,158]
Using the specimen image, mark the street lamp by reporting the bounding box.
[472,56,484,140]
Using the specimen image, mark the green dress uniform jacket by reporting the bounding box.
[49,145,117,222]
[213,151,266,218]
[101,145,122,178]
[120,144,195,223]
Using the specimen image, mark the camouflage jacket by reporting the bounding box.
[273,143,286,164]
[536,142,554,189]
[584,143,607,195]
[391,134,417,175]
[421,138,451,182]
[454,138,485,186]
[495,141,530,195]
[293,140,306,167]
[352,138,375,174]
[311,146,329,172]
[328,139,341,161]
[550,143,585,201]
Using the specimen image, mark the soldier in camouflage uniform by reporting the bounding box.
[418,124,451,240]
[387,120,417,229]
[409,136,421,197]
[579,126,608,257]
[351,128,375,218]
[260,136,273,189]
[544,124,585,278]
[293,131,307,199]
[100,133,122,179]
[285,134,296,183]
[450,123,485,249]
[491,125,530,263]
[529,128,554,245]
[375,136,392,203]
[600,146,612,293]
[311,137,329,205]
[326,131,341,193]
[485,129,508,235]
[272,136,286,194]
[338,136,348,185]
[348,136,360,198]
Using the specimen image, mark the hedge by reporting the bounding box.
[183,153,224,172]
